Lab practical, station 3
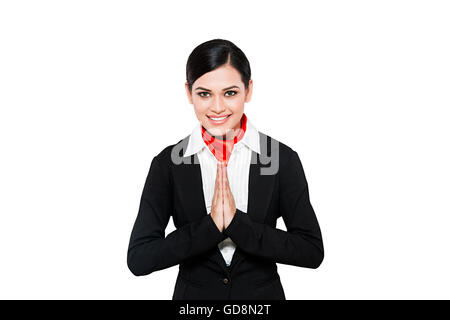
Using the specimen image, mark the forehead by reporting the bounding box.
[194,65,243,88]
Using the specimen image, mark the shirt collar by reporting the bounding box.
[183,115,261,157]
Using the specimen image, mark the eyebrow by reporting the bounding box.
[194,85,240,92]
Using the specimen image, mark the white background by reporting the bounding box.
[1,0,449,299]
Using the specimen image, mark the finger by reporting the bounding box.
[225,180,231,202]
[222,169,229,203]
[220,164,225,202]
[223,165,229,186]
[216,162,221,185]
[222,163,226,183]
[223,166,230,195]
[219,162,224,187]
[214,163,222,202]
[227,186,234,205]
[213,167,220,200]
[215,163,222,191]
[218,164,224,227]
[212,179,218,204]
[216,162,220,181]
[224,175,232,203]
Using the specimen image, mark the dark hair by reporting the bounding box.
[186,39,251,93]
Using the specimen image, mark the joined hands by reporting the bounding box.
[210,162,237,232]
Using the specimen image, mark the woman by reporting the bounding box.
[127,39,324,300]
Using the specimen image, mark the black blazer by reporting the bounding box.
[127,131,324,300]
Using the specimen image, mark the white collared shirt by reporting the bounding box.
[183,116,261,266]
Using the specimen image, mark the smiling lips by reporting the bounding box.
[207,114,231,125]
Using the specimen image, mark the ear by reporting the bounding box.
[185,82,193,104]
[244,79,253,103]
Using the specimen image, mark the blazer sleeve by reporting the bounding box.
[127,154,226,276]
[223,150,324,269]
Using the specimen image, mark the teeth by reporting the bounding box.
[210,115,229,121]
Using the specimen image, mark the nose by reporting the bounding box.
[209,96,226,114]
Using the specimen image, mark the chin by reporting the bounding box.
[203,115,240,137]
[206,127,227,137]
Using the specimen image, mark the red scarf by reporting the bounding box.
[201,113,247,166]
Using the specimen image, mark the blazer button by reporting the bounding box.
[223,278,229,285]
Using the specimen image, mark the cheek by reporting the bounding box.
[193,102,209,116]
[230,94,246,105]
[228,100,245,113]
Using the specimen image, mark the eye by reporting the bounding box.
[198,92,210,98]
[225,90,237,97]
